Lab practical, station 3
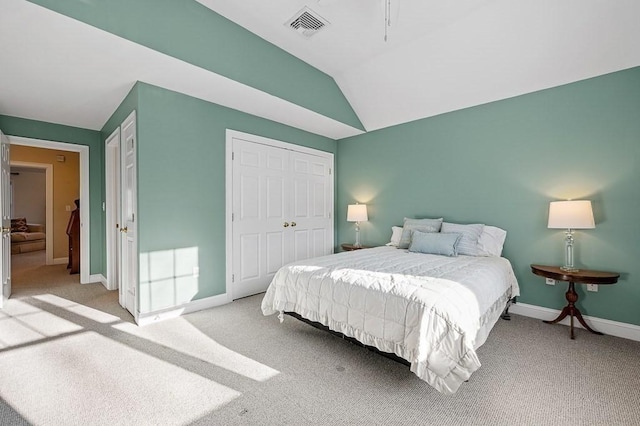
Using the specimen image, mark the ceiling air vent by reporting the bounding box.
[285,7,330,39]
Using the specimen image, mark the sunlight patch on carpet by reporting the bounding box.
[114,317,280,382]
[0,331,241,425]
[0,299,82,348]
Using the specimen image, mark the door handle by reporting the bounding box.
[120,226,128,233]
[283,222,289,228]
[1,226,11,233]
[291,222,297,227]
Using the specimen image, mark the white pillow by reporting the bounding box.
[477,225,507,257]
[386,226,403,247]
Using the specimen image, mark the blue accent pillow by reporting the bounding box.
[398,217,443,249]
[408,231,463,257]
[440,222,485,256]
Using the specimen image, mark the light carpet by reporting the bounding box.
[1,251,640,425]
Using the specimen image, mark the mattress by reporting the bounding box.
[261,246,520,394]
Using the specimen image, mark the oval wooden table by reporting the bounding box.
[530,264,620,339]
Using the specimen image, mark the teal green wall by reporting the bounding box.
[27,0,363,131]
[135,83,336,313]
[0,115,104,275]
[337,67,640,326]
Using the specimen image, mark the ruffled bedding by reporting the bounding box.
[261,246,520,394]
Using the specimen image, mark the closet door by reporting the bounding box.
[290,151,333,262]
[232,138,291,299]
[230,133,334,300]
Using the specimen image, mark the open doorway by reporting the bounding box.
[10,147,78,265]
[9,146,80,290]
[8,136,90,285]
[10,162,52,267]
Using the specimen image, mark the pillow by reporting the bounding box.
[11,217,29,233]
[408,230,462,257]
[440,222,485,256]
[386,226,403,247]
[398,217,443,249]
[477,225,507,257]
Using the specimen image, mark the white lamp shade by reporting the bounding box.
[347,204,368,222]
[548,200,595,229]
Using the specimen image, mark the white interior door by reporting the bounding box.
[1,130,11,308]
[230,132,334,300]
[290,151,333,262]
[232,138,290,299]
[120,112,137,317]
[105,128,121,293]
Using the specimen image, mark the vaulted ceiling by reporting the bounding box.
[1,0,639,139]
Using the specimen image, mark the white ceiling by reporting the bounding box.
[199,0,640,131]
[1,0,639,139]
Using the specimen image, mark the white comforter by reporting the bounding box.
[261,246,520,394]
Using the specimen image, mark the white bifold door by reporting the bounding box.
[230,133,334,300]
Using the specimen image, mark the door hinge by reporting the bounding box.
[232,152,235,160]
[232,274,235,283]
[232,213,235,222]
[329,168,331,175]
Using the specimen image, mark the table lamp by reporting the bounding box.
[548,200,595,272]
[347,204,368,248]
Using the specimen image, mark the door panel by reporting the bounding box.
[265,232,284,274]
[293,229,309,262]
[0,130,10,308]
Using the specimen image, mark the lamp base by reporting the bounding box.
[560,266,579,273]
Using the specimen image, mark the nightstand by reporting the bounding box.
[340,243,371,251]
[531,264,619,339]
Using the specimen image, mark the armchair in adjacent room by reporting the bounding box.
[10,217,46,254]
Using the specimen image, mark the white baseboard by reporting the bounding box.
[87,274,108,288]
[136,292,232,326]
[52,257,69,265]
[510,302,640,342]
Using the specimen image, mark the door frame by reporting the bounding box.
[104,128,120,292]
[225,129,335,301]
[8,136,91,285]
[9,161,54,265]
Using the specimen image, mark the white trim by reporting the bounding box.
[104,128,120,292]
[510,302,640,342]
[136,293,230,326]
[10,161,54,265]
[52,257,69,265]
[225,129,335,302]
[89,273,107,287]
[226,129,334,158]
[224,131,234,304]
[8,136,91,284]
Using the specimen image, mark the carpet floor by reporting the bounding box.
[2,251,640,425]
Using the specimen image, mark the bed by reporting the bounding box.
[261,243,520,394]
